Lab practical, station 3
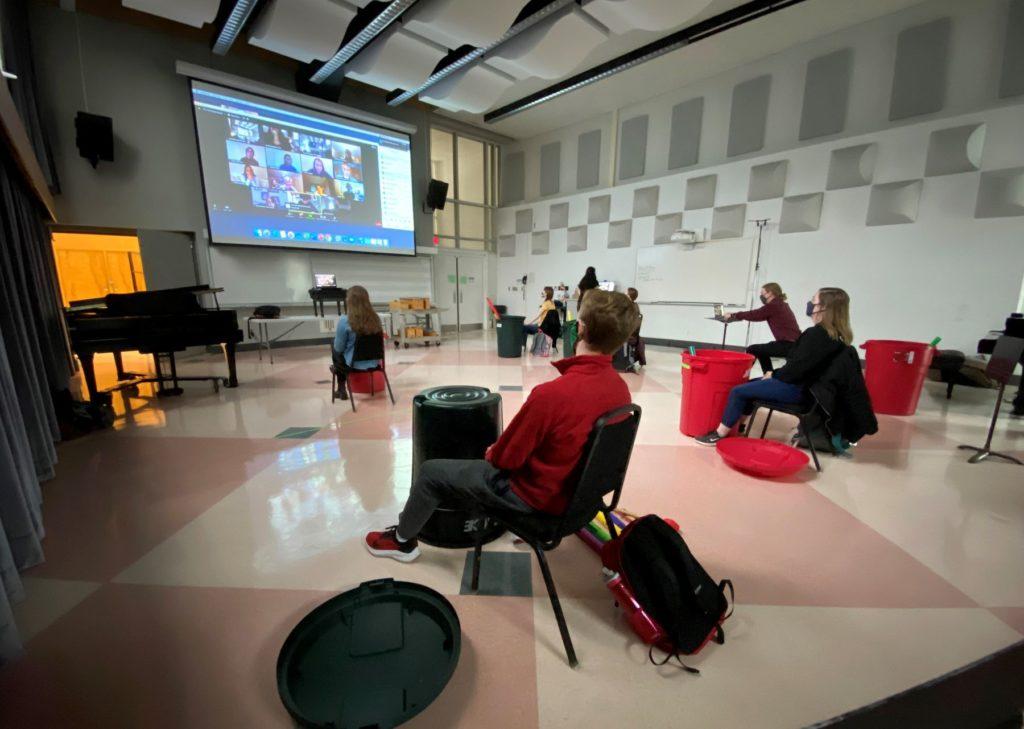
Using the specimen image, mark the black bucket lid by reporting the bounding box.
[277,579,461,728]
[414,385,498,408]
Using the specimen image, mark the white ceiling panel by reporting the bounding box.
[248,0,355,64]
[345,25,447,93]
[583,0,715,33]
[420,63,515,114]
[122,0,219,28]
[402,0,523,50]
[488,6,608,81]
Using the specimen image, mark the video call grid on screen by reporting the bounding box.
[190,79,416,256]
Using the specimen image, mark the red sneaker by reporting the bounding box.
[364,526,420,563]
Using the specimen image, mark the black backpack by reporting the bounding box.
[606,515,733,672]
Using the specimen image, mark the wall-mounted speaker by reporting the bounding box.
[425,178,449,211]
[74,111,114,168]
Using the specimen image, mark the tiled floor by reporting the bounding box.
[2,333,1022,728]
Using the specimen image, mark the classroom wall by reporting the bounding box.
[496,0,1024,353]
[28,5,505,343]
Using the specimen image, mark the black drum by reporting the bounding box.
[413,386,507,548]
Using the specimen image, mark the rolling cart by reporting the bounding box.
[392,307,444,349]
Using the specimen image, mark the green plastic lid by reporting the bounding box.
[277,579,461,728]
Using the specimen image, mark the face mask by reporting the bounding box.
[806,301,817,317]
[759,294,768,305]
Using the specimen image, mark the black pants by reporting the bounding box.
[398,459,532,540]
[746,340,794,374]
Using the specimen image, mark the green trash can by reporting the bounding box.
[496,315,525,358]
[562,320,578,356]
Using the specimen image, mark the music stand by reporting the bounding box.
[958,335,1024,465]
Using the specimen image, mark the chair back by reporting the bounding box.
[555,404,642,537]
[351,331,386,363]
[986,336,1024,385]
[540,308,561,340]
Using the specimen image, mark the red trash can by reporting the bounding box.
[348,370,386,394]
[860,340,935,415]
[680,350,755,436]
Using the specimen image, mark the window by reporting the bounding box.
[430,127,500,251]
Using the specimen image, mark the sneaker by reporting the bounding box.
[365,526,420,562]
[694,431,724,446]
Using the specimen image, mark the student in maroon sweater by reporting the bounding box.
[365,290,638,562]
[726,282,800,374]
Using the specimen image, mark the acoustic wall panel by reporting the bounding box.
[608,220,632,249]
[889,18,951,121]
[727,75,771,157]
[567,225,588,252]
[711,204,746,239]
[685,174,717,210]
[779,193,824,234]
[632,186,660,218]
[577,130,602,190]
[618,115,649,180]
[502,151,525,205]
[588,194,611,224]
[668,97,704,170]
[515,209,533,234]
[975,167,1024,218]
[1000,0,1024,98]
[827,143,877,190]
[539,142,561,197]
[498,235,516,257]
[925,124,986,177]
[654,213,683,244]
[531,231,550,255]
[866,180,923,226]
[549,202,569,230]
[748,160,788,201]
[799,49,853,140]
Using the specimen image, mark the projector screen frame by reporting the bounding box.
[186,76,418,257]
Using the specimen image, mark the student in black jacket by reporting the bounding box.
[696,287,852,445]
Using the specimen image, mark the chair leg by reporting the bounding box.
[470,523,485,592]
[745,407,758,438]
[382,370,396,405]
[760,409,773,439]
[533,546,578,668]
[346,377,356,413]
[801,416,822,472]
[946,381,955,400]
[331,370,335,404]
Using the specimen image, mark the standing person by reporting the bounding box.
[726,283,800,374]
[364,290,639,561]
[626,287,646,368]
[695,287,852,445]
[522,286,558,349]
[331,285,383,401]
[574,267,599,308]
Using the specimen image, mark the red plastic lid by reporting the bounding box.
[715,437,809,478]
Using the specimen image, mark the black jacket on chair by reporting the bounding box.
[808,346,878,443]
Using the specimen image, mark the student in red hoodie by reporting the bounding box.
[726,282,800,374]
[365,289,638,562]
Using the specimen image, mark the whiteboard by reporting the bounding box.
[635,237,756,306]
[210,245,431,306]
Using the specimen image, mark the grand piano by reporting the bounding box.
[978,312,1024,415]
[66,285,242,402]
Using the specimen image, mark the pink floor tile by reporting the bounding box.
[989,608,1024,636]
[0,584,537,729]
[26,435,285,582]
[545,444,976,608]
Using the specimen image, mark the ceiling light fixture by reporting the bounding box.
[386,0,577,107]
[212,0,264,55]
[483,0,809,123]
[309,0,420,84]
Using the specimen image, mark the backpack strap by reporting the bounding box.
[720,579,735,620]
[648,645,700,675]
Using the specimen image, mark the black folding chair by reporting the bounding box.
[468,404,642,668]
[330,332,395,412]
[958,335,1024,465]
[747,399,824,472]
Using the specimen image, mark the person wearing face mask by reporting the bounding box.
[695,287,852,445]
[522,286,559,349]
[724,283,800,374]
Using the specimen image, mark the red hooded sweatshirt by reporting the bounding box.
[487,354,632,514]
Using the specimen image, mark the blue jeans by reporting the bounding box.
[721,377,804,428]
